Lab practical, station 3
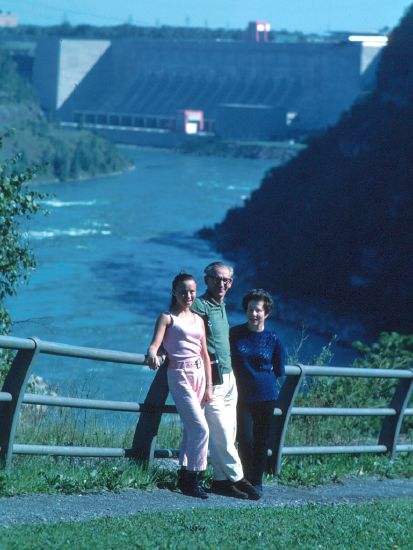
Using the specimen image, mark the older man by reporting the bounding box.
[192,261,260,500]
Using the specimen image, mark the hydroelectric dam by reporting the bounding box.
[31,32,384,146]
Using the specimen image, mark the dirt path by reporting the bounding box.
[1,477,412,528]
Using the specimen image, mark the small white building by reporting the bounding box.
[0,11,18,27]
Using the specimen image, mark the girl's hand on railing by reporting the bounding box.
[146,354,160,370]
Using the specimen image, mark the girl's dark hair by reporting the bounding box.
[170,272,196,308]
[242,288,273,314]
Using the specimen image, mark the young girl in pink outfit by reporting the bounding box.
[147,273,212,499]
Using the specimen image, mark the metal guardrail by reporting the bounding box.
[0,335,412,473]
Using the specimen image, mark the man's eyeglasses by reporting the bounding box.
[207,275,233,286]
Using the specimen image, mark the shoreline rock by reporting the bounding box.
[176,138,306,161]
[224,265,371,346]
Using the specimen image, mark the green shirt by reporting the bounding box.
[192,293,232,374]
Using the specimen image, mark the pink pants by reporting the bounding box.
[167,358,209,471]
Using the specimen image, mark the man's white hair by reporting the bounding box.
[204,261,234,277]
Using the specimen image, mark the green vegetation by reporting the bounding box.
[0,49,131,182]
[0,453,411,498]
[0,411,182,496]
[2,123,131,182]
[0,48,35,103]
[1,23,316,43]
[204,6,413,334]
[0,498,411,549]
[268,331,413,487]
[0,458,156,496]
[0,132,46,341]
[287,332,413,448]
[278,453,413,487]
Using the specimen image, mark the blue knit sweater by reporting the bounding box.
[230,323,285,403]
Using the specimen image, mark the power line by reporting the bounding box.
[15,0,147,25]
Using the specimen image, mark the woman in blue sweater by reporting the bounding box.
[230,289,285,497]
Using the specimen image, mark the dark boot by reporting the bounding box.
[181,471,208,499]
[176,468,187,493]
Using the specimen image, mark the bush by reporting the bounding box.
[0,132,47,380]
[288,332,413,447]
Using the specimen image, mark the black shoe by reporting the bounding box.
[210,480,249,499]
[234,478,262,500]
[186,484,209,499]
[180,471,208,500]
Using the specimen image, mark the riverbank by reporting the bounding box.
[272,294,370,344]
[226,289,369,345]
[176,136,306,160]
[212,256,370,345]
[29,163,136,187]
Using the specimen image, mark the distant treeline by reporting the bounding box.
[1,23,318,42]
[202,7,413,333]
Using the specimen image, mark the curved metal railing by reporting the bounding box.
[0,335,411,472]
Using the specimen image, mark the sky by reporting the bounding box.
[7,1,413,33]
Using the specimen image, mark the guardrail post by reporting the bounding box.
[267,364,304,475]
[378,373,413,459]
[0,338,40,469]
[130,364,169,466]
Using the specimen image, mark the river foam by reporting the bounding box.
[42,199,97,208]
[26,227,111,240]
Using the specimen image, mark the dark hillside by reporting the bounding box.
[205,7,413,333]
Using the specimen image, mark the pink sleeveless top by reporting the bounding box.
[162,313,203,361]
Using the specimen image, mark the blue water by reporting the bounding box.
[8,147,356,400]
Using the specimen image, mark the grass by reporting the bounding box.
[0,498,411,549]
[0,375,408,497]
[277,453,413,486]
[0,452,412,498]
[0,457,161,497]
[0,405,182,497]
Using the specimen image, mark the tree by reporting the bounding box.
[0,132,46,335]
[0,49,35,103]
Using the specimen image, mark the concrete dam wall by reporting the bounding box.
[32,37,382,141]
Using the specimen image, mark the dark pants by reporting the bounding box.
[236,400,276,486]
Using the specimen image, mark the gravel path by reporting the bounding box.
[1,477,412,528]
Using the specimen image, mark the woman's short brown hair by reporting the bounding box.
[242,288,273,314]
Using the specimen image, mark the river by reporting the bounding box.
[7,147,356,401]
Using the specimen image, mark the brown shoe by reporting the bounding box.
[233,478,262,500]
[210,480,248,499]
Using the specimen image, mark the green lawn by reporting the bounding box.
[0,498,411,549]
[1,453,412,497]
